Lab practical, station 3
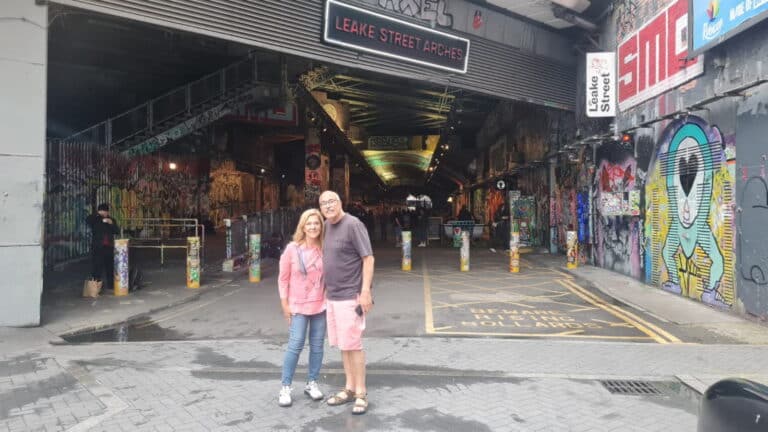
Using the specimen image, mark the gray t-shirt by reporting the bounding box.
[323,214,373,301]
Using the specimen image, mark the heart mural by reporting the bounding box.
[678,153,699,196]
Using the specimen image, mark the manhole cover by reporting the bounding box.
[600,380,665,395]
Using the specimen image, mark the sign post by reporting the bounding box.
[460,231,470,272]
[586,52,616,118]
[187,237,201,289]
[402,231,412,271]
[249,234,261,283]
[114,239,129,296]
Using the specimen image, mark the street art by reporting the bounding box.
[739,176,768,286]
[378,0,453,27]
[125,89,266,157]
[645,117,735,307]
[595,153,643,279]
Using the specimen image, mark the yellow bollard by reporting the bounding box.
[187,236,201,288]
[402,231,412,271]
[460,230,470,272]
[567,231,578,269]
[114,239,129,296]
[509,231,520,273]
[249,234,261,283]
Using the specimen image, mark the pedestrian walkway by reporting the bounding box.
[3,243,768,431]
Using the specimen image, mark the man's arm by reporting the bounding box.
[359,255,375,313]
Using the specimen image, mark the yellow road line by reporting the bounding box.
[429,330,655,340]
[556,279,665,343]
[423,259,435,333]
[559,279,680,344]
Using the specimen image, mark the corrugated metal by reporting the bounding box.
[53,0,576,110]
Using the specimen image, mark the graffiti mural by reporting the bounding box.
[377,0,453,27]
[594,144,644,279]
[645,117,735,307]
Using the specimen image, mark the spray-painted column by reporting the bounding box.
[567,231,578,269]
[222,218,234,272]
[249,234,261,283]
[114,239,130,296]
[187,237,201,288]
[460,231,470,272]
[509,229,520,273]
[402,231,412,271]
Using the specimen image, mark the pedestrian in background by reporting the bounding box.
[319,190,374,415]
[85,203,119,293]
[277,208,327,407]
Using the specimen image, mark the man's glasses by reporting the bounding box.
[319,199,338,208]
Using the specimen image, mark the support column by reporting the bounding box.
[0,1,47,325]
[332,154,350,204]
[549,158,558,254]
[304,128,324,206]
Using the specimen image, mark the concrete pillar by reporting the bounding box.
[332,154,350,204]
[0,1,47,326]
[549,158,558,254]
[249,234,261,283]
[187,237,201,289]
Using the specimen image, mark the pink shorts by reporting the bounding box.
[326,299,366,351]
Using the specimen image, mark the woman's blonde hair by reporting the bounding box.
[292,208,324,246]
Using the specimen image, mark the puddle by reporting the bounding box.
[61,322,188,343]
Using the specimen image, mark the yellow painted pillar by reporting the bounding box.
[113,239,129,296]
[402,231,412,271]
[510,231,520,273]
[460,231,470,272]
[187,237,201,288]
[249,234,261,282]
[567,231,578,269]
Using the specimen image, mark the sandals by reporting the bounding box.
[352,393,368,415]
[326,389,354,406]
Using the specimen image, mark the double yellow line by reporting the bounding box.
[558,278,681,344]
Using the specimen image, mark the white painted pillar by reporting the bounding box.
[0,1,47,326]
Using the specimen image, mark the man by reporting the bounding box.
[490,203,510,254]
[319,190,374,415]
[85,203,119,292]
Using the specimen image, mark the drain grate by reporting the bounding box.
[600,380,664,395]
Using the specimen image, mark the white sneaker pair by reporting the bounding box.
[278,381,324,407]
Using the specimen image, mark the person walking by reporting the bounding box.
[318,190,374,415]
[85,203,119,293]
[277,208,327,407]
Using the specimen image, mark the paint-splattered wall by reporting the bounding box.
[644,116,736,308]
[735,87,768,318]
[593,139,652,279]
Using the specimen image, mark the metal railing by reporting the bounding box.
[120,218,204,266]
[57,55,258,149]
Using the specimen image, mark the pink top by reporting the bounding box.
[278,241,325,316]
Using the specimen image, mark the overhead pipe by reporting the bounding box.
[551,4,598,32]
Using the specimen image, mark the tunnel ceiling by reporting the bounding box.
[312,69,495,189]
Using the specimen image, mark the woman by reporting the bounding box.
[277,208,327,407]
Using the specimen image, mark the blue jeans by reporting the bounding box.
[281,311,326,386]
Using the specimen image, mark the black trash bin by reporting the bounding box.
[698,378,768,432]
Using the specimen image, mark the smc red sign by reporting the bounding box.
[617,0,703,112]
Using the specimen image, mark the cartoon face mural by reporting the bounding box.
[646,117,735,307]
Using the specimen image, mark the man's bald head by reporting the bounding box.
[319,190,344,223]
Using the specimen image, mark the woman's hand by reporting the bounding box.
[281,302,292,325]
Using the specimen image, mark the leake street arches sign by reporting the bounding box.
[323,0,470,74]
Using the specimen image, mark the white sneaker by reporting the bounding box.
[489,248,497,253]
[304,381,324,401]
[278,386,292,407]
[418,242,426,247]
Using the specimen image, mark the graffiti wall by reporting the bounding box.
[594,138,651,279]
[45,144,209,267]
[735,89,768,318]
[645,117,736,308]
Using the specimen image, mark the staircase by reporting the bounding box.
[54,54,281,156]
